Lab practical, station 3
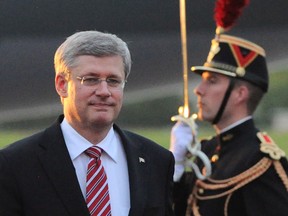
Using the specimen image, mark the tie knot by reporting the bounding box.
[85,146,102,159]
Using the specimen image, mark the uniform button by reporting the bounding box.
[198,188,204,194]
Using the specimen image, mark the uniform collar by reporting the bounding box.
[220,116,252,134]
[218,117,255,144]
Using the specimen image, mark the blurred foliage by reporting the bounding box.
[256,70,288,124]
[117,95,183,127]
[0,130,36,148]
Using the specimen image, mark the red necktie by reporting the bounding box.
[85,146,112,216]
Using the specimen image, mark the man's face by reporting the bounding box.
[56,55,125,131]
[194,71,230,123]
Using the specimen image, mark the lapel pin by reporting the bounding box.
[139,157,145,163]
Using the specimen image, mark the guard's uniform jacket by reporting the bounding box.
[173,119,288,216]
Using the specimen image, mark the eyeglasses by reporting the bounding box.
[76,76,126,89]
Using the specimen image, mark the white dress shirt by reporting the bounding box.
[61,118,130,216]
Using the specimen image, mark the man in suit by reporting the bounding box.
[170,34,288,215]
[0,30,175,216]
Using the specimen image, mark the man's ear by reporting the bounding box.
[55,74,68,98]
[235,85,249,104]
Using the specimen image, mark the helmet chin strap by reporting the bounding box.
[212,78,235,125]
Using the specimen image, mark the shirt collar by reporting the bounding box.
[220,116,252,134]
[61,118,118,163]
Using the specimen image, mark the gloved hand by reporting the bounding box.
[170,121,194,182]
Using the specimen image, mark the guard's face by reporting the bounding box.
[56,55,125,132]
[194,71,230,123]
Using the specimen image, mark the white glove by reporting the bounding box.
[170,121,194,182]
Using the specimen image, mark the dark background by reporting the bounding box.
[1,0,288,126]
[1,0,287,37]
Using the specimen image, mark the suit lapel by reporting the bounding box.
[37,117,90,216]
[114,125,149,216]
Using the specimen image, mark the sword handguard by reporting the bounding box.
[171,111,212,180]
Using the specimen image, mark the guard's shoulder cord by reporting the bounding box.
[187,157,272,216]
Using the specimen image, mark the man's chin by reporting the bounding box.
[90,113,117,125]
[197,112,204,121]
[198,113,214,123]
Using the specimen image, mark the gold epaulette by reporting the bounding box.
[257,132,286,160]
[257,132,288,191]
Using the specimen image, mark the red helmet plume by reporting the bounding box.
[214,0,250,34]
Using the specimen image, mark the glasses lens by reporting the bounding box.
[78,76,125,89]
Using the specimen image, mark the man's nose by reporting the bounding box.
[95,81,111,96]
[194,83,201,96]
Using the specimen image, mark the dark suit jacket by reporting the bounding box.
[0,115,175,216]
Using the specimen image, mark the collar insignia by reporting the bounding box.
[222,134,234,142]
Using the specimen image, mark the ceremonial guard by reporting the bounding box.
[170,0,288,215]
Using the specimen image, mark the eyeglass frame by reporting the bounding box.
[76,75,126,89]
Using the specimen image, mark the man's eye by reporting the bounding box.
[107,78,121,85]
[84,77,99,84]
[208,77,216,84]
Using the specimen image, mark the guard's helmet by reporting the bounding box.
[191,34,268,92]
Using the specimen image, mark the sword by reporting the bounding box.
[171,0,211,180]
[179,0,190,118]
